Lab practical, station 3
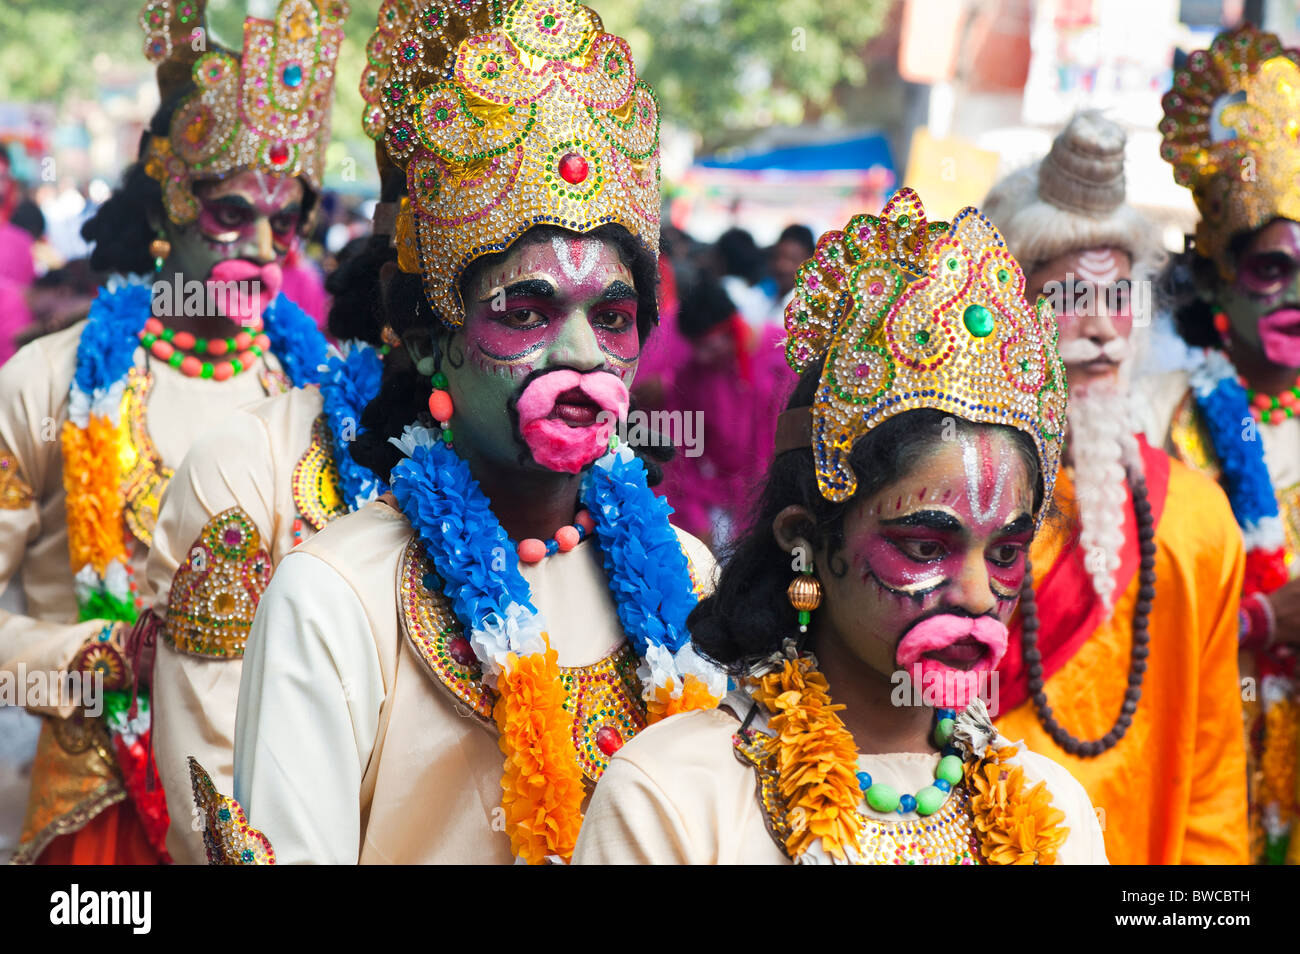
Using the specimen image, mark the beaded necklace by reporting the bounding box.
[1019,471,1155,757]
[139,317,270,380]
[1244,374,1300,425]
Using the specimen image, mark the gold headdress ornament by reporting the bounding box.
[782,188,1067,518]
[361,0,661,327]
[1159,23,1300,276]
[139,0,349,227]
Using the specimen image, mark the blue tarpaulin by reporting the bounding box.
[696,133,895,174]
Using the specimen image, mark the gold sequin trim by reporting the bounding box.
[1168,388,1222,479]
[188,757,275,865]
[733,730,983,865]
[292,415,348,531]
[398,539,647,781]
[164,507,271,659]
[118,369,172,548]
[0,450,33,509]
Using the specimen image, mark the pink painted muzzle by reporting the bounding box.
[515,369,629,474]
[207,260,282,326]
[895,614,1009,710]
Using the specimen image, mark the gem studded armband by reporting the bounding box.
[189,757,276,865]
[69,621,133,692]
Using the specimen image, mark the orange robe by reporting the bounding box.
[996,452,1249,864]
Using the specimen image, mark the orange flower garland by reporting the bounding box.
[753,657,863,861]
[60,416,130,576]
[965,744,1069,865]
[493,641,587,865]
[752,655,1072,865]
[646,673,723,723]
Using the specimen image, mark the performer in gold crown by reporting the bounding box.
[574,188,1107,865]
[190,0,722,866]
[1139,23,1300,864]
[981,112,1248,864]
[0,0,342,864]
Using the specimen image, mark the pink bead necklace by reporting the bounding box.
[515,509,596,564]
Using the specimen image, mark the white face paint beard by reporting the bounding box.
[1066,378,1143,613]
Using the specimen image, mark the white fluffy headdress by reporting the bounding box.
[981,110,1166,285]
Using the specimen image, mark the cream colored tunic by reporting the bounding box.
[0,320,284,856]
[232,500,717,864]
[144,386,325,864]
[572,706,1109,865]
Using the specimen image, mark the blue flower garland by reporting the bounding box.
[261,294,328,388]
[580,449,697,657]
[319,342,388,511]
[389,434,699,670]
[1189,350,1284,548]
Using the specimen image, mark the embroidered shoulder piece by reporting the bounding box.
[732,727,795,859]
[189,757,275,865]
[292,415,348,531]
[1169,389,1222,479]
[119,369,173,547]
[0,449,33,509]
[165,507,271,659]
[398,539,648,781]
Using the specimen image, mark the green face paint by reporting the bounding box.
[1218,219,1300,367]
[441,231,641,472]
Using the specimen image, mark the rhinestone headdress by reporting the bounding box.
[139,0,349,227]
[361,0,661,327]
[784,188,1067,515]
[1159,24,1300,275]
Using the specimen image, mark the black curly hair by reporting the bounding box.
[349,222,663,484]
[688,360,1043,674]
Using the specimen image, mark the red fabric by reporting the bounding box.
[35,802,164,866]
[997,436,1171,715]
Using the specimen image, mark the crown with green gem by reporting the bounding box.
[784,188,1067,513]
[361,0,661,328]
[139,0,349,227]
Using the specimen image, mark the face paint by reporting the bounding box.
[818,430,1034,709]
[160,168,304,322]
[1221,220,1300,367]
[1027,246,1134,386]
[445,232,640,471]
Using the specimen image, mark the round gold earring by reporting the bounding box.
[787,567,822,634]
[149,236,171,273]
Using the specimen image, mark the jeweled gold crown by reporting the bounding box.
[784,188,1067,513]
[1159,24,1300,275]
[139,0,348,227]
[361,0,661,327]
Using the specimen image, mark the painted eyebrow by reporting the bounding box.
[597,280,637,302]
[477,278,556,304]
[997,513,1034,536]
[880,510,963,532]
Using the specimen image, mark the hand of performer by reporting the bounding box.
[1264,578,1300,646]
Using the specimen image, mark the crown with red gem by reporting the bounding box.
[784,188,1067,515]
[1159,24,1300,277]
[361,0,661,327]
[139,0,349,227]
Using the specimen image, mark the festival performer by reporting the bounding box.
[980,112,1248,864]
[1140,24,1300,865]
[140,231,388,864]
[189,0,723,866]
[0,0,342,864]
[574,188,1107,865]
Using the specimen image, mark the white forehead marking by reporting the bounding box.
[961,435,1010,524]
[253,170,292,206]
[552,236,602,284]
[1075,249,1119,284]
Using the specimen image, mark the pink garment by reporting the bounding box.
[0,223,35,288]
[0,279,32,365]
[655,323,795,546]
[637,260,690,396]
[279,257,329,331]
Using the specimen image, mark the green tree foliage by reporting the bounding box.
[596,0,892,148]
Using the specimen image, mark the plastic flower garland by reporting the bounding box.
[64,275,328,622]
[388,425,723,863]
[319,340,388,511]
[751,656,1069,865]
[1189,350,1289,595]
